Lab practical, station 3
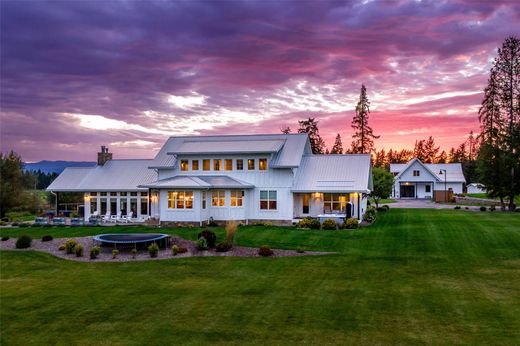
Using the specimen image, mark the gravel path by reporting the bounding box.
[0,235,333,262]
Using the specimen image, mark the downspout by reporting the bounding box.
[357,193,360,220]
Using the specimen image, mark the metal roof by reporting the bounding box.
[150,133,311,169]
[390,159,466,183]
[292,155,372,193]
[139,175,254,189]
[46,159,156,192]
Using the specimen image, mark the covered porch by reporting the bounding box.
[292,191,363,221]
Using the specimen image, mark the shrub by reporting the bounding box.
[382,205,390,210]
[480,206,487,212]
[90,246,100,259]
[376,206,387,212]
[345,218,358,229]
[363,206,376,223]
[172,244,179,256]
[297,217,312,228]
[75,244,84,257]
[148,243,159,258]
[19,223,30,228]
[296,247,305,253]
[225,221,238,244]
[465,207,469,210]
[490,205,496,211]
[65,239,77,254]
[15,234,32,249]
[258,245,273,257]
[454,206,461,210]
[216,241,232,252]
[131,248,137,259]
[58,244,66,251]
[197,229,217,248]
[1,236,9,241]
[41,235,53,242]
[322,219,337,230]
[263,221,273,227]
[112,249,120,259]
[11,222,19,227]
[177,246,188,254]
[196,237,208,250]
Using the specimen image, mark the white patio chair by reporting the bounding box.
[110,212,120,223]
[102,212,111,223]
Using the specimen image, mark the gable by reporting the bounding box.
[395,160,439,182]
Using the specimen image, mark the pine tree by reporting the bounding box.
[437,150,447,163]
[297,117,326,154]
[350,84,379,153]
[281,126,291,134]
[373,149,386,168]
[413,139,427,162]
[478,68,503,145]
[330,134,343,154]
[423,136,440,163]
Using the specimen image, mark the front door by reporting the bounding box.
[302,194,310,214]
[400,184,415,198]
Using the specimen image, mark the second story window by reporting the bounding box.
[214,159,221,171]
[236,159,244,170]
[248,159,255,170]
[180,160,189,171]
[225,159,233,171]
[413,170,420,177]
[192,160,199,171]
[203,159,210,171]
[259,158,267,171]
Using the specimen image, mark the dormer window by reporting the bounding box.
[259,158,267,171]
[203,159,210,171]
[214,159,221,171]
[248,159,255,170]
[225,159,233,171]
[192,160,199,171]
[236,159,244,170]
[413,170,420,176]
[180,160,189,171]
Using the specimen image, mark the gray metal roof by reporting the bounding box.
[390,159,466,183]
[292,155,372,193]
[47,159,156,192]
[150,133,311,169]
[140,175,254,189]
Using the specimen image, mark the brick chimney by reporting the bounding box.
[97,146,112,165]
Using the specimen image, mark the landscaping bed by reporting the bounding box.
[0,235,332,262]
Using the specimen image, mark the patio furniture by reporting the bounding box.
[52,217,66,226]
[35,217,49,225]
[101,212,111,223]
[110,212,121,223]
[71,218,84,226]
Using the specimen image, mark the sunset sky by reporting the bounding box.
[1,0,519,162]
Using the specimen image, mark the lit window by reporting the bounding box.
[236,159,244,170]
[212,190,225,207]
[248,159,255,170]
[225,159,233,171]
[413,170,420,176]
[192,160,199,170]
[259,158,267,171]
[180,160,189,171]
[90,192,97,196]
[324,194,349,212]
[231,191,244,207]
[167,191,193,209]
[260,190,277,210]
[214,159,221,171]
[203,159,210,171]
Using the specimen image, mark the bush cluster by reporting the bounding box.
[197,229,217,248]
[112,249,120,259]
[90,246,100,259]
[15,234,32,249]
[75,244,84,257]
[377,205,390,212]
[490,205,496,211]
[216,241,232,252]
[1,236,9,241]
[345,218,359,229]
[480,206,487,211]
[148,243,159,258]
[363,206,376,223]
[58,244,66,251]
[258,245,273,257]
[297,217,321,229]
[322,219,337,230]
[65,239,78,254]
[131,248,138,259]
[41,235,53,242]
[196,237,208,250]
[263,221,273,227]
[454,206,461,210]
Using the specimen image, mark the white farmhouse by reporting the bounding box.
[47,134,373,225]
[390,158,465,199]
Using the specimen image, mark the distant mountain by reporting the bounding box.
[23,160,96,174]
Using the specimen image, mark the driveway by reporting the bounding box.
[384,199,456,209]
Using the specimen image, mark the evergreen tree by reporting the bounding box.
[281,126,291,134]
[0,151,28,217]
[330,134,343,154]
[478,68,503,145]
[437,150,448,163]
[413,139,427,162]
[373,149,386,168]
[297,117,326,154]
[423,136,440,163]
[350,84,379,153]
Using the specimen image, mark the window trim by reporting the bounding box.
[213,159,222,171]
[259,158,268,171]
[413,170,420,177]
[203,159,211,171]
[167,191,194,209]
[248,159,255,170]
[230,190,244,207]
[192,160,199,171]
[212,190,226,207]
[224,159,233,171]
[236,159,244,170]
[180,160,189,171]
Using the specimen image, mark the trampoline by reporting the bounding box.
[93,233,170,249]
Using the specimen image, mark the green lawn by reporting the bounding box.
[1,209,520,345]
[466,193,520,205]
[370,197,396,205]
